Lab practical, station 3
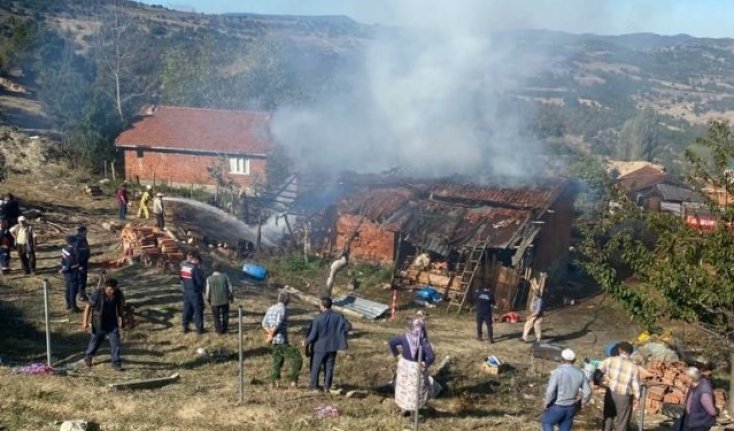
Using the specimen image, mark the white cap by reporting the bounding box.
[686,367,701,380]
[17,216,26,222]
[561,348,576,362]
[146,185,152,190]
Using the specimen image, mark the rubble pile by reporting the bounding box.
[643,361,727,415]
[121,224,184,269]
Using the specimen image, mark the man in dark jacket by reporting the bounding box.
[116,184,129,220]
[82,278,125,371]
[60,235,80,312]
[76,225,91,301]
[474,285,496,343]
[180,252,205,334]
[4,193,21,227]
[0,219,13,273]
[302,297,352,392]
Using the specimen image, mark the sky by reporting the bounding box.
[140,0,734,38]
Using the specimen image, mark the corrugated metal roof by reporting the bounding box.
[333,294,389,320]
[653,183,705,203]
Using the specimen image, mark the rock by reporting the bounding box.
[24,208,42,219]
[345,390,368,399]
[59,420,88,431]
[196,347,207,356]
[99,178,111,185]
[102,222,120,232]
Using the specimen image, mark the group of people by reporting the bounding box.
[541,341,719,431]
[0,194,36,275]
[116,183,166,230]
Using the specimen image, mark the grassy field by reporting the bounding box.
[0,171,726,431]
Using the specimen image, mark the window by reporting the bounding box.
[228,157,250,175]
[136,148,144,158]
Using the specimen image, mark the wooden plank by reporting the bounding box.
[107,373,180,391]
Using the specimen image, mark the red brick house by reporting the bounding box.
[115,105,274,190]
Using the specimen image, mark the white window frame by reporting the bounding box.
[228,157,250,175]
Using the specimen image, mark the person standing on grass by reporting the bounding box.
[262,291,303,388]
[10,216,35,275]
[675,367,718,431]
[0,219,14,273]
[116,183,129,220]
[522,282,544,343]
[540,348,591,431]
[302,297,352,392]
[76,225,90,301]
[180,252,205,334]
[474,284,495,343]
[389,318,435,417]
[138,185,152,219]
[82,278,125,371]
[205,262,233,334]
[598,341,641,431]
[60,235,81,312]
[153,192,165,230]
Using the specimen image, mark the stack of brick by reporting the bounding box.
[643,361,728,415]
[120,224,184,269]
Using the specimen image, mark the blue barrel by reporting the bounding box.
[242,263,268,281]
[605,342,619,357]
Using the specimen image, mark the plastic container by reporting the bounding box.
[242,263,268,281]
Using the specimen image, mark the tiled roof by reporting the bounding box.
[115,106,274,155]
[617,165,667,193]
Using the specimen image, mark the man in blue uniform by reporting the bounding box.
[76,225,91,301]
[180,252,205,334]
[474,285,496,343]
[60,235,80,312]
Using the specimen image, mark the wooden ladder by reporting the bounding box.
[446,233,494,314]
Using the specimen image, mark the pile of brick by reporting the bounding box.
[121,224,185,269]
[643,361,728,415]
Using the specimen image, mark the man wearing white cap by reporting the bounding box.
[541,348,591,431]
[676,367,718,431]
[152,192,165,230]
[10,216,35,274]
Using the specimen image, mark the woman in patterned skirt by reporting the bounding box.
[388,318,435,416]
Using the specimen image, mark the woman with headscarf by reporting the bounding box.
[388,318,435,416]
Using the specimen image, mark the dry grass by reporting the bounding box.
[0,170,693,431]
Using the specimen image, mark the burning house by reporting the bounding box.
[296,175,577,312]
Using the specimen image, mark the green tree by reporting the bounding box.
[578,120,734,339]
[616,106,662,161]
[160,42,215,107]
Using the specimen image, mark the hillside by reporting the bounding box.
[1,1,734,173]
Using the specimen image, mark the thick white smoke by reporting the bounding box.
[270,1,602,179]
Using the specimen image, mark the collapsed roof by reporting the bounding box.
[334,176,573,256]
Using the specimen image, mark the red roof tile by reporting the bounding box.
[115,106,274,155]
[617,165,667,193]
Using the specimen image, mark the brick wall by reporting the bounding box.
[334,214,397,264]
[121,149,267,191]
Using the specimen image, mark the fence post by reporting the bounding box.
[238,305,244,404]
[414,343,423,431]
[638,384,647,430]
[43,279,52,367]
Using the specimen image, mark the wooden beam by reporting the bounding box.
[107,373,180,391]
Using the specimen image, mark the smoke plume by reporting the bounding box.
[270,0,582,179]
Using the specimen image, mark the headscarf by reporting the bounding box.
[406,318,426,359]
